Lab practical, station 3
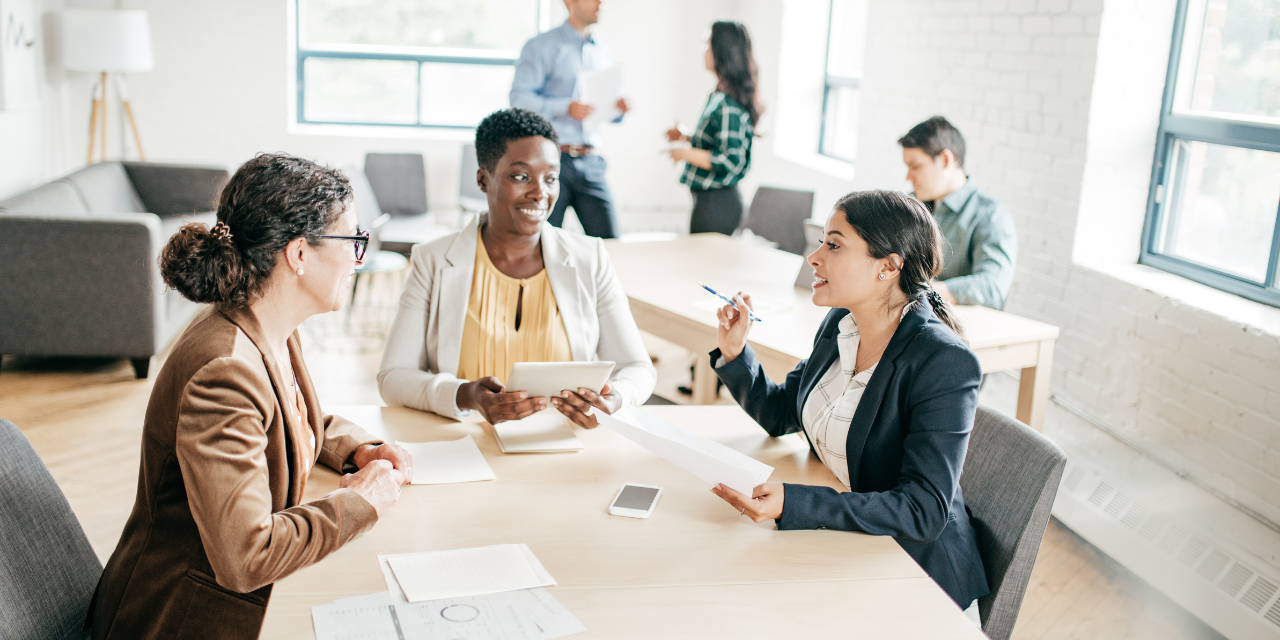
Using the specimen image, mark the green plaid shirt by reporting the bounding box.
[679,92,754,191]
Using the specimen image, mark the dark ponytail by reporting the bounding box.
[833,190,965,340]
[709,21,763,126]
[160,153,352,307]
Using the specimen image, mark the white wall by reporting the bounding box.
[0,0,74,199]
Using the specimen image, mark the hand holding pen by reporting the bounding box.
[698,281,763,322]
[713,289,755,364]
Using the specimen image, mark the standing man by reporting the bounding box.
[899,116,1017,310]
[510,0,629,239]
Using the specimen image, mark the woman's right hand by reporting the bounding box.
[456,377,547,424]
[665,123,688,142]
[715,292,754,363]
[340,460,405,518]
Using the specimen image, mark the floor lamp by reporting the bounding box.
[61,10,154,164]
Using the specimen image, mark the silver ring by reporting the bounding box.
[739,506,746,515]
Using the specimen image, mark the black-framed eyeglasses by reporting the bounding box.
[318,229,370,261]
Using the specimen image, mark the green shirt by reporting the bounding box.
[930,179,1017,309]
[679,92,754,191]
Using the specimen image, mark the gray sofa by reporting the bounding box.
[0,161,230,378]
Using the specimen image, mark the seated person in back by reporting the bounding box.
[378,108,656,426]
[899,116,1017,309]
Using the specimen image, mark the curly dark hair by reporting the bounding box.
[834,190,964,339]
[159,153,352,306]
[475,108,559,172]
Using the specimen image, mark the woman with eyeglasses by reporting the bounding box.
[378,108,656,427]
[88,153,411,640]
[666,20,762,235]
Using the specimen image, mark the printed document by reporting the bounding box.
[385,544,556,603]
[577,66,622,128]
[396,436,495,485]
[313,587,584,640]
[491,409,583,453]
[598,406,773,496]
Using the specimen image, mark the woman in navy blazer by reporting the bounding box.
[708,190,990,611]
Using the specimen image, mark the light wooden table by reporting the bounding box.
[605,234,1060,430]
[260,405,984,639]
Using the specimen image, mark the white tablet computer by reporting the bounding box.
[505,361,616,399]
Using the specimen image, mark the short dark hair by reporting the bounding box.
[897,116,966,168]
[160,153,351,306]
[475,108,559,172]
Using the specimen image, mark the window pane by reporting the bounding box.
[301,0,538,51]
[420,63,515,127]
[1172,0,1280,122]
[821,85,860,163]
[1157,139,1280,282]
[826,0,869,78]
[304,58,418,124]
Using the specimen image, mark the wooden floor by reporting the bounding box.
[0,291,1227,639]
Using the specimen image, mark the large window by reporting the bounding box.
[1143,0,1280,306]
[819,0,868,163]
[294,0,563,129]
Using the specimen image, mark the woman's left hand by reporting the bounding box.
[551,383,623,429]
[667,147,690,163]
[712,482,785,523]
[352,443,413,484]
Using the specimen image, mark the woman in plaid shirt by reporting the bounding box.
[667,21,762,235]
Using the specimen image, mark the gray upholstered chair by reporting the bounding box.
[737,185,815,255]
[961,405,1067,640]
[0,419,103,639]
[0,162,229,378]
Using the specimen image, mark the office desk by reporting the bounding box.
[605,234,1059,430]
[260,405,983,639]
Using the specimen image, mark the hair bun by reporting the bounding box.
[159,221,248,305]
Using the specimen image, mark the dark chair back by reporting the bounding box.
[960,406,1067,640]
[364,153,428,217]
[738,186,814,255]
[0,419,102,639]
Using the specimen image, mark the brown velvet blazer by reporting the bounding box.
[88,305,382,639]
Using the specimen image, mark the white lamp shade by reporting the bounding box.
[61,10,154,72]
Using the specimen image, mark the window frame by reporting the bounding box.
[1140,0,1280,307]
[817,0,861,163]
[292,0,547,130]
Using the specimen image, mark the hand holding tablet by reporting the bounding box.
[506,362,619,429]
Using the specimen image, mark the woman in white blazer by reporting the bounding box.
[378,109,655,426]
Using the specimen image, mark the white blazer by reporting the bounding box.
[378,215,656,418]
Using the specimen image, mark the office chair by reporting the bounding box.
[364,153,452,253]
[960,406,1067,640]
[0,419,103,639]
[738,186,815,255]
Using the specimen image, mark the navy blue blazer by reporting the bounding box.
[711,301,990,607]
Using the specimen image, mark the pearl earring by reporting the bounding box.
[878,273,886,280]
[297,269,305,276]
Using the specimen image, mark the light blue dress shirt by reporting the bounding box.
[510,21,616,147]
[931,179,1018,309]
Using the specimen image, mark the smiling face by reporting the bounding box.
[478,136,561,237]
[302,204,362,314]
[807,209,900,309]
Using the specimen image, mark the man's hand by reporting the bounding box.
[567,101,595,121]
[616,98,631,114]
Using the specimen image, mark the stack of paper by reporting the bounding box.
[383,544,557,603]
[312,587,584,640]
[396,436,495,485]
[491,409,583,454]
[598,406,774,496]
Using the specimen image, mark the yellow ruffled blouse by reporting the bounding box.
[457,228,573,383]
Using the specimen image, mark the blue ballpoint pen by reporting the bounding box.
[696,281,763,322]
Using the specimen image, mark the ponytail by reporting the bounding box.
[923,288,965,342]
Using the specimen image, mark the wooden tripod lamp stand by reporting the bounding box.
[62,10,154,164]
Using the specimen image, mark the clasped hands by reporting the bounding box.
[341,442,413,517]
[456,377,622,429]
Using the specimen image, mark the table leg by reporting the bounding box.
[692,355,718,405]
[1016,339,1055,431]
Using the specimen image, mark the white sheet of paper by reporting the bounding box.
[315,587,585,640]
[386,544,556,603]
[689,295,794,318]
[492,409,583,453]
[577,66,622,128]
[598,406,774,496]
[396,436,495,485]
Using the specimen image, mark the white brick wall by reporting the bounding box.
[851,0,1280,530]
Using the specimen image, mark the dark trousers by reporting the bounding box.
[690,185,744,235]
[549,153,620,239]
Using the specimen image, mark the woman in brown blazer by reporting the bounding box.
[88,153,412,639]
